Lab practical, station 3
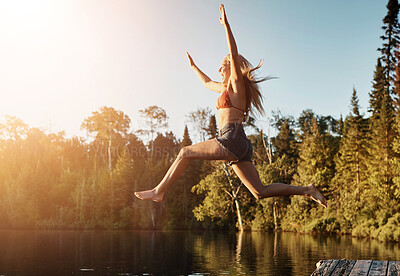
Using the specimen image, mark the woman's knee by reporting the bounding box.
[252,190,263,200]
[179,146,193,159]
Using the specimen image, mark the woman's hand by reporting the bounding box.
[219,4,228,26]
[187,52,195,67]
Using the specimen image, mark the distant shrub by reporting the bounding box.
[251,210,274,231]
[305,217,340,233]
[372,213,400,242]
[351,219,378,238]
[377,210,391,226]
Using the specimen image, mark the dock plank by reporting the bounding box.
[330,259,356,276]
[348,260,372,276]
[388,261,400,276]
[369,260,388,276]
[323,259,340,276]
[311,259,333,276]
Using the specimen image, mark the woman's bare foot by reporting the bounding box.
[306,184,327,208]
[134,189,164,202]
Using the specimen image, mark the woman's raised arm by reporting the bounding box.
[219,4,244,93]
[187,52,224,93]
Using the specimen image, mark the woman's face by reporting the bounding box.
[218,58,231,84]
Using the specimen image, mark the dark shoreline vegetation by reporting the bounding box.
[1,0,400,244]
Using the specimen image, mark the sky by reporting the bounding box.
[0,0,388,141]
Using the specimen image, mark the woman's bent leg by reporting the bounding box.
[134,139,236,202]
[231,161,327,207]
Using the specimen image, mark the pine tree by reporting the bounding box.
[337,114,344,137]
[293,118,334,195]
[297,109,316,138]
[378,0,400,96]
[273,118,298,160]
[181,125,192,147]
[366,93,395,209]
[271,118,298,183]
[281,118,335,231]
[364,1,399,212]
[333,88,368,224]
[393,49,400,114]
[369,59,387,115]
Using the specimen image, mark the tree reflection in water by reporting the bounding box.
[0,230,399,275]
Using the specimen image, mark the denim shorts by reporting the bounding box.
[215,123,253,165]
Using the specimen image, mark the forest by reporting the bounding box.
[1,0,400,243]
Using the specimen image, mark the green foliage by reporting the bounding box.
[365,92,395,208]
[250,199,275,231]
[191,168,233,224]
[81,106,131,141]
[191,163,255,230]
[391,117,400,200]
[352,219,379,237]
[332,88,368,222]
[305,216,340,233]
[371,213,400,242]
[272,118,298,161]
[138,105,169,143]
[293,116,335,195]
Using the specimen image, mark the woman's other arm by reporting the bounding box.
[219,5,244,93]
[187,52,224,93]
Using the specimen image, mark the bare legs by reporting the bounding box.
[231,161,327,207]
[134,139,327,207]
[134,139,236,202]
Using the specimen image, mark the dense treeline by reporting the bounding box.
[1,0,400,242]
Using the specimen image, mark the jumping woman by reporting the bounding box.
[134,4,327,208]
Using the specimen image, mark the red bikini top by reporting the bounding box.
[216,90,246,113]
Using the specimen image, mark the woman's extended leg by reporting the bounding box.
[134,139,236,202]
[231,161,327,207]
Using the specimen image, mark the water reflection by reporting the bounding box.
[0,230,399,275]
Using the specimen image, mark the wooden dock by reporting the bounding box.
[311,259,400,276]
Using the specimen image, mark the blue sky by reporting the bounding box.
[0,0,388,141]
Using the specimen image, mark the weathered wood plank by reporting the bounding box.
[348,260,372,276]
[330,259,356,276]
[316,260,339,275]
[388,261,400,276]
[368,260,388,276]
[311,259,334,276]
[323,259,340,276]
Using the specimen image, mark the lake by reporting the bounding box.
[0,230,399,275]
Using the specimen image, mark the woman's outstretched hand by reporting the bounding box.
[186,52,195,67]
[219,4,227,26]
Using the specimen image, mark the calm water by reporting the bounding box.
[0,230,399,276]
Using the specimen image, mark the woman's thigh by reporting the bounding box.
[183,139,237,162]
[231,161,264,198]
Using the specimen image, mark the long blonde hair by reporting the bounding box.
[226,54,271,118]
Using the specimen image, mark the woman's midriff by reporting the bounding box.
[218,108,244,130]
